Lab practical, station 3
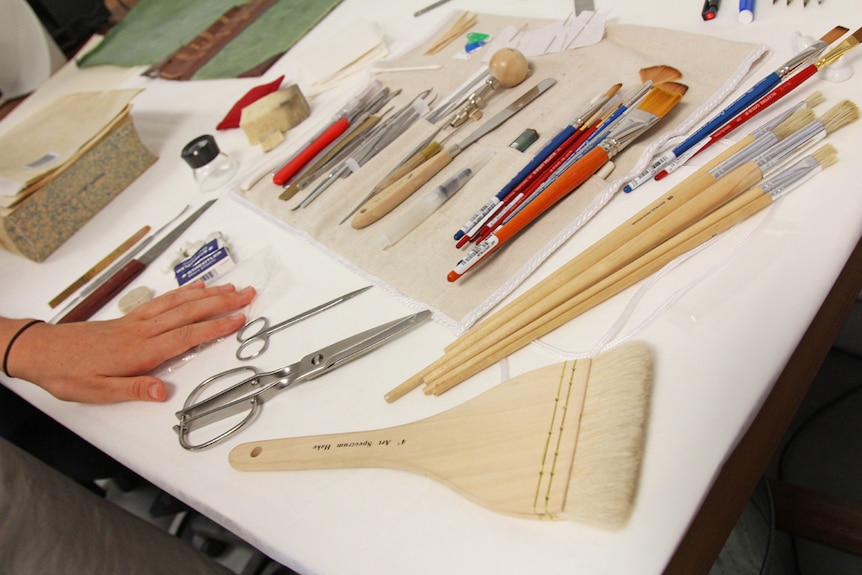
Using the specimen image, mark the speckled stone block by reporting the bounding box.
[0,115,157,262]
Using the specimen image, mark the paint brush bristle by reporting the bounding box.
[773,108,816,139]
[804,91,825,109]
[811,143,839,170]
[637,85,686,118]
[820,25,849,44]
[639,65,683,85]
[820,100,860,134]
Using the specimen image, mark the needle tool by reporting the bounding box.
[293,90,434,209]
[235,286,372,360]
[624,25,850,193]
[278,87,398,199]
[351,78,557,229]
[452,83,622,242]
[174,309,431,450]
[57,200,217,324]
[378,154,491,249]
[272,81,386,186]
[449,84,687,282]
[338,124,463,225]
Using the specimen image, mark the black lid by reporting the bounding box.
[181,134,220,169]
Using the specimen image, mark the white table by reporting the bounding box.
[2,1,861,574]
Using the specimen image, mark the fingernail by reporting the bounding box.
[148,381,164,401]
[217,283,236,293]
[238,286,256,295]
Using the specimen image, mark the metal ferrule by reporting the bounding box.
[571,95,608,129]
[759,155,822,200]
[777,41,828,78]
[598,109,660,157]
[753,120,825,173]
[709,133,778,178]
[751,101,805,138]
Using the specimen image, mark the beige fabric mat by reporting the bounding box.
[240,13,764,332]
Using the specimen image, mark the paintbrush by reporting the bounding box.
[232,341,653,528]
[350,78,556,229]
[421,145,838,397]
[651,105,816,199]
[387,101,857,401]
[448,83,688,282]
[655,90,824,180]
[624,24,851,192]
[453,83,624,245]
[690,25,862,150]
[458,76,682,248]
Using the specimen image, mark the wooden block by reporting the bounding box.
[240,84,310,146]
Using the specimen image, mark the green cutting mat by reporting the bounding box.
[77,0,344,80]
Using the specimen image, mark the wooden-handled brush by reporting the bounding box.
[422,145,839,396]
[386,100,857,401]
[231,342,653,528]
[448,83,688,282]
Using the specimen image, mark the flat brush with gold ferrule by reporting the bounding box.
[448,83,687,283]
[625,24,852,192]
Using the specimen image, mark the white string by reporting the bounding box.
[531,201,778,361]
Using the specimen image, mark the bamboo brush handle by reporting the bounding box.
[425,162,765,390]
[440,163,728,359]
[352,149,454,228]
[426,188,772,395]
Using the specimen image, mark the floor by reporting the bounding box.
[710,297,862,575]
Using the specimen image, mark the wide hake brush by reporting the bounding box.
[230,342,653,528]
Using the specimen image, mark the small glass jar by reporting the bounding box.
[181,134,238,193]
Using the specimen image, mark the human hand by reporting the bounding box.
[4,281,256,404]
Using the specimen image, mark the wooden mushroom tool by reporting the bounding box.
[229,341,653,528]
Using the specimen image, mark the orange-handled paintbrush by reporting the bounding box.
[448,84,687,282]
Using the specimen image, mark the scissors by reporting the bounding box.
[174,309,431,451]
[235,285,371,360]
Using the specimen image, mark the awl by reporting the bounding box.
[351,77,557,229]
[57,199,218,323]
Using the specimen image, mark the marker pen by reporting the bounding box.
[702,0,720,20]
[738,0,754,24]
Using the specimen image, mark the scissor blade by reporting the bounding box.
[297,310,432,382]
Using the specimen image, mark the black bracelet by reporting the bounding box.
[2,320,44,378]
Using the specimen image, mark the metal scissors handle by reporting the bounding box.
[175,309,431,450]
[235,285,372,360]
